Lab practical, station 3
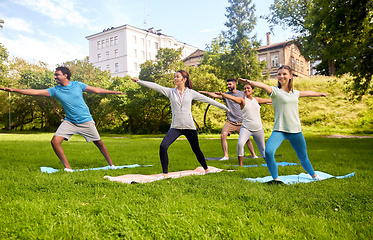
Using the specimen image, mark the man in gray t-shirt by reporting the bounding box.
[200,78,257,160]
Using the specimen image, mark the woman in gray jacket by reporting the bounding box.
[131,70,229,177]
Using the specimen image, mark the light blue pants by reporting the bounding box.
[264,131,315,179]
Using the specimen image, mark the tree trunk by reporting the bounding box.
[328,59,335,76]
[203,104,211,127]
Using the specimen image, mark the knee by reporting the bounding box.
[221,132,228,140]
[51,137,60,146]
[159,143,168,153]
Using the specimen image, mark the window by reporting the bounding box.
[168,41,171,46]
[141,51,145,59]
[133,49,137,57]
[148,53,151,60]
[115,63,119,72]
[114,36,118,45]
[148,40,151,48]
[98,54,101,62]
[97,41,101,49]
[98,67,101,70]
[133,35,137,44]
[291,57,295,69]
[115,49,118,58]
[301,61,304,72]
[260,56,267,62]
[141,38,145,46]
[106,64,110,70]
[110,37,113,46]
[106,51,109,60]
[271,55,279,67]
[155,42,159,50]
[106,39,109,47]
[293,45,298,53]
[134,62,137,71]
[296,59,300,71]
[102,40,105,48]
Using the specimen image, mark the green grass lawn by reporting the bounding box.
[0,133,372,239]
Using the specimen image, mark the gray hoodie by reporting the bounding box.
[137,80,229,130]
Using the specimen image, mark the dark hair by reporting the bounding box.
[56,66,71,80]
[177,70,192,89]
[244,84,255,90]
[277,65,293,92]
[227,78,236,83]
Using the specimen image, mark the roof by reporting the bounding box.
[183,49,204,61]
[258,40,292,51]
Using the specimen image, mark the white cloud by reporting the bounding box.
[0,33,87,67]
[13,0,90,28]
[1,17,34,33]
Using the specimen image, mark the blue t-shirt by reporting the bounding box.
[47,81,93,124]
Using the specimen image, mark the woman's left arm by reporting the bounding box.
[299,91,329,97]
[254,97,272,104]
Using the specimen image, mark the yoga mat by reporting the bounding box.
[245,171,355,185]
[40,164,152,173]
[206,155,282,161]
[206,156,262,161]
[232,162,298,168]
[104,166,230,184]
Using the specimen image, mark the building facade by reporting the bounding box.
[86,25,198,77]
[257,33,310,78]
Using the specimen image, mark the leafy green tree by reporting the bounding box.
[263,0,373,99]
[220,0,266,81]
[201,0,266,82]
[0,43,8,85]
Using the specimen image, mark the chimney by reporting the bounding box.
[266,32,271,46]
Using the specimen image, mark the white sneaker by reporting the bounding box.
[110,165,117,170]
[312,175,324,181]
[252,156,259,159]
[64,168,73,173]
[219,156,229,161]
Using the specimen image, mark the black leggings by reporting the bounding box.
[159,128,208,173]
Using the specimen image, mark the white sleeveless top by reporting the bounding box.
[241,97,263,131]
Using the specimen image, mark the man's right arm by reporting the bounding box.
[198,91,223,99]
[0,88,50,97]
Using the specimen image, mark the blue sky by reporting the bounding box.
[0,0,295,67]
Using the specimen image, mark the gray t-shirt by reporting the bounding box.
[223,90,245,123]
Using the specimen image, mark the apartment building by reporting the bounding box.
[86,24,199,77]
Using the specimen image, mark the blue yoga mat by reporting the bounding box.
[231,162,298,168]
[40,164,152,173]
[245,171,355,185]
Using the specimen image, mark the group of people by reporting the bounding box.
[0,65,328,180]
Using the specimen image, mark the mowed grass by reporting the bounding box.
[0,133,372,239]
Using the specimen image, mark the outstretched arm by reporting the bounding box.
[254,97,272,104]
[215,92,245,109]
[198,91,223,100]
[85,86,125,94]
[238,78,272,95]
[0,87,50,97]
[131,78,170,97]
[299,91,329,97]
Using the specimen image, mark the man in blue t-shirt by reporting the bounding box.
[0,67,125,172]
[199,78,257,160]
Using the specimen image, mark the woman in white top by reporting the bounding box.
[215,84,271,166]
[239,65,328,180]
[131,70,229,177]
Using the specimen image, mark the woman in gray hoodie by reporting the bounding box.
[131,70,229,177]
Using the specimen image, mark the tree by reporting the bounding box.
[202,0,266,82]
[263,0,373,99]
[0,43,8,85]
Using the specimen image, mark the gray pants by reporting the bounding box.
[237,127,265,157]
